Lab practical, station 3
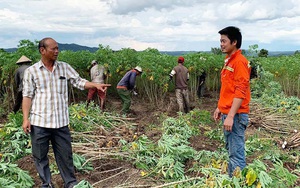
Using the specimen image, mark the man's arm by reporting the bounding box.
[84,81,111,91]
[223,98,243,131]
[22,96,32,134]
[90,68,93,81]
[169,69,176,81]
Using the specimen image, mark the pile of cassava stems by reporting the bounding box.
[249,102,299,149]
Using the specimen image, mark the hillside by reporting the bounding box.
[2,43,295,56]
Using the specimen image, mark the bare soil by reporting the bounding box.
[16,92,300,187]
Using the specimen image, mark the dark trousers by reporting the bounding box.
[30,126,77,188]
[13,91,23,113]
[117,89,131,114]
[197,82,205,98]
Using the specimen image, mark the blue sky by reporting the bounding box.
[1,0,300,51]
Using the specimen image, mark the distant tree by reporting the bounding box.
[211,47,222,55]
[294,50,300,55]
[258,49,268,57]
[144,47,160,55]
[241,49,247,55]
[248,44,259,57]
[16,39,39,61]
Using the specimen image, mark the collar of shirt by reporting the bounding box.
[225,49,242,63]
[38,60,59,71]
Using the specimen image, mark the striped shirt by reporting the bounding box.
[23,60,87,128]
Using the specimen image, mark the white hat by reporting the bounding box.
[91,60,98,65]
[134,66,142,73]
[16,55,32,64]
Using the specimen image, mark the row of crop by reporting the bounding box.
[0,40,223,116]
[2,40,300,116]
[1,82,299,187]
[253,54,300,97]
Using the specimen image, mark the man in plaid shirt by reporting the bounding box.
[22,37,110,188]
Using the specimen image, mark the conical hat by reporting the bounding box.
[16,55,32,64]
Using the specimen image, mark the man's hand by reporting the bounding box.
[223,116,234,132]
[213,108,221,122]
[22,119,31,134]
[95,84,111,92]
[22,97,32,134]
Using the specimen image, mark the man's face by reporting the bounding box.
[41,39,59,62]
[220,34,236,55]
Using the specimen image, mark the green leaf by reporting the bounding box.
[258,171,272,188]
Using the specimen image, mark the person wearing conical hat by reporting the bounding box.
[13,55,32,113]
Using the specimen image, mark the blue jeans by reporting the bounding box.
[222,113,248,177]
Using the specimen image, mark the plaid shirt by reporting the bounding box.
[23,60,87,128]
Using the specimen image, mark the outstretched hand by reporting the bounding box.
[96,83,111,92]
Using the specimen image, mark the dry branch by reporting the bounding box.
[92,168,130,187]
[249,104,291,134]
[250,102,300,149]
[152,177,202,188]
[283,131,300,149]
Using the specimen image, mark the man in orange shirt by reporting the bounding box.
[213,26,251,177]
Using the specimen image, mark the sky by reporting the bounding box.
[1,0,300,52]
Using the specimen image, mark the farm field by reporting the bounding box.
[16,94,221,187]
[2,91,299,188]
[0,40,300,187]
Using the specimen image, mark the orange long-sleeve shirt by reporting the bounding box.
[218,50,251,114]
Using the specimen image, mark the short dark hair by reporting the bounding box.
[38,37,53,53]
[218,26,242,49]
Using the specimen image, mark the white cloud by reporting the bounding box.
[0,0,300,51]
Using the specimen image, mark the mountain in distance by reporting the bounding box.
[3,43,296,56]
[58,43,98,52]
[3,43,99,53]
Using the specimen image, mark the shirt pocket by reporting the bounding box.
[221,69,234,82]
[57,76,67,94]
[238,113,249,128]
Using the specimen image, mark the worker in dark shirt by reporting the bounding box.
[13,55,31,113]
[116,66,142,114]
[169,56,190,113]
